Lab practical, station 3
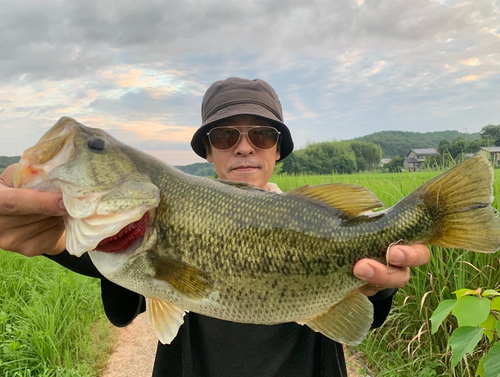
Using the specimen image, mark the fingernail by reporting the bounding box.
[356,265,374,279]
[58,199,66,211]
[389,248,405,265]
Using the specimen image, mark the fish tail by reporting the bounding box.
[408,156,500,253]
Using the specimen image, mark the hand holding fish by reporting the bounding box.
[354,244,431,297]
[0,164,67,256]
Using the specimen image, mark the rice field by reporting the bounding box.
[0,166,498,376]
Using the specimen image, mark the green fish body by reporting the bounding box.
[13,117,500,345]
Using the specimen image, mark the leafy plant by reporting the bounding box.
[430,288,500,377]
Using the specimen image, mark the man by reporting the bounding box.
[0,77,430,376]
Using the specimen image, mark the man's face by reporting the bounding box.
[205,115,281,190]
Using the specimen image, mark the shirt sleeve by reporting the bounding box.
[44,251,145,327]
[368,288,397,328]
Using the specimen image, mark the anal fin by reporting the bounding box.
[146,297,186,344]
[298,290,374,345]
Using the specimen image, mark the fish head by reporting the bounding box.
[13,117,161,258]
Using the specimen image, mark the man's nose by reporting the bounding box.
[233,132,255,156]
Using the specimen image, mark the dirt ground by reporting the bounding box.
[101,313,157,377]
[101,315,372,377]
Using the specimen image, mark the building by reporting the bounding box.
[477,147,500,166]
[403,148,439,171]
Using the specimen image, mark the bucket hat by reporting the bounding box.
[190,77,293,161]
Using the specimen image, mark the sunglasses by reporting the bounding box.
[207,126,281,151]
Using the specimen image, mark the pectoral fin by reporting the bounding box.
[146,297,186,344]
[298,290,374,345]
[148,253,212,299]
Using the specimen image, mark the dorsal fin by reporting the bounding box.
[287,183,383,218]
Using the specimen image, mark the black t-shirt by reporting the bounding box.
[48,252,395,377]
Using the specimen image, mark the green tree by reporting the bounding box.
[480,125,500,146]
[384,156,404,172]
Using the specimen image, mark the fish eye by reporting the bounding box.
[88,137,107,151]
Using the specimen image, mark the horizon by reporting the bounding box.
[1,0,499,166]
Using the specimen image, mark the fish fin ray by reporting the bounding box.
[298,290,373,346]
[287,184,383,218]
[149,253,213,298]
[146,297,186,344]
[410,156,500,253]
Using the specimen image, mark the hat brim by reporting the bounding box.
[191,103,293,162]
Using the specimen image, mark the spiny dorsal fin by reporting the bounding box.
[287,184,383,218]
[147,253,213,298]
[146,297,186,344]
[297,290,374,346]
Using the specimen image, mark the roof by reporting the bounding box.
[410,148,439,155]
[481,147,500,153]
[404,157,419,163]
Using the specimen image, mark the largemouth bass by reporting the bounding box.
[13,117,500,346]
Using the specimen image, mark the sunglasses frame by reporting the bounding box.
[206,126,281,151]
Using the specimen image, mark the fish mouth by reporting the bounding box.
[95,212,149,253]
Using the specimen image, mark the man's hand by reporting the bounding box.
[0,164,67,257]
[354,244,431,297]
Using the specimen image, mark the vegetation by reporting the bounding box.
[0,251,113,377]
[0,156,20,170]
[175,162,215,177]
[280,140,382,175]
[353,130,480,158]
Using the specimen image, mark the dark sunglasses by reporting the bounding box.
[207,126,281,151]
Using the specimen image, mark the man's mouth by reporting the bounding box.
[96,212,149,253]
[232,165,259,172]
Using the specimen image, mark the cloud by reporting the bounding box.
[0,0,499,164]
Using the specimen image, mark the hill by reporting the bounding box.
[352,130,480,157]
[174,162,215,177]
[0,156,21,169]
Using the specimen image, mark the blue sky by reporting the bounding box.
[1,0,499,165]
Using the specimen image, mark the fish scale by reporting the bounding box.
[13,116,500,346]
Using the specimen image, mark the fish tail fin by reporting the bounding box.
[407,156,500,253]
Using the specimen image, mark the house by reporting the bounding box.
[477,147,500,166]
[403,148,439,171]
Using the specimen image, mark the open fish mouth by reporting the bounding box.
[96,212,149,253]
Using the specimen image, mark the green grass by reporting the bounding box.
[271,169,500,376]
[0,251,113,377]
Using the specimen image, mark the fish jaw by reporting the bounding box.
[13,117,161,257]
[12,120,77,190]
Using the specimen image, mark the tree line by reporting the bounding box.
[279,141,382,175]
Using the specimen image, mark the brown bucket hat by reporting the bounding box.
[190,77,294,161]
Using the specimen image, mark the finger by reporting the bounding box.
[357,285,383,297]
[0,164,18,186]
[387,244,430,267]
[0,188,66,216]
[0,214,54,230]
[0,217,65,255]
[353,258,410,288]
[24,226,66,257]
[4,221,66,257]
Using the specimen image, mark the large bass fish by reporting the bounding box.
[13,117,500,346]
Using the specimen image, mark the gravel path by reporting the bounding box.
[102,313,157,377]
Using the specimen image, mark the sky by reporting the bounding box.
[1,0,499,166]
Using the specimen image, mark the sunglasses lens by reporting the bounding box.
[209,128,241,149]
[248,127,279,149]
